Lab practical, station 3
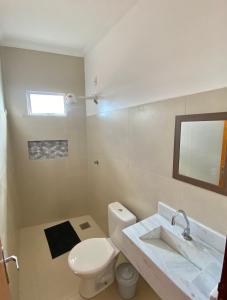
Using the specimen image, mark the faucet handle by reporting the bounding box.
[171,210,192,241]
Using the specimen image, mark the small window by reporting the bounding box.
[27,92,66,116]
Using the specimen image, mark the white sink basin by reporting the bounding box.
[140,226,222,272]
[140,225,222,297]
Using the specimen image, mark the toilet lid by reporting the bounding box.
[68,238,115,275]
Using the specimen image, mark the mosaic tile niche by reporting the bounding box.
[28,140,68,160]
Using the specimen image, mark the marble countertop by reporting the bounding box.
[122,203,225,300]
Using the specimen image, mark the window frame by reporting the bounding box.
[27,91,66,116]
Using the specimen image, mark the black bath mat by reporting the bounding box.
[44,221,81,259]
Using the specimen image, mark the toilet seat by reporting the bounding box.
[68,238,116,275]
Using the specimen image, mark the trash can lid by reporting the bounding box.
[116,263,139,284]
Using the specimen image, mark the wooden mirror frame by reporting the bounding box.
[173,112,227,196]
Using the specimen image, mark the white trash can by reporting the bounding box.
[116,263,139,299]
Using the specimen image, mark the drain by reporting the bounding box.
[79,222,91,230]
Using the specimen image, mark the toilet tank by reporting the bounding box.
[108,202,136,249]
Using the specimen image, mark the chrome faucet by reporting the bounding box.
[171,210,192,241]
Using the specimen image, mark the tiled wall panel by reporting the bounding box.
[28,140,68,160]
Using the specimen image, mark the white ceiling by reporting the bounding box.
[0,0,137,56]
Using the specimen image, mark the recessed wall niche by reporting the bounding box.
[28,140,68,160]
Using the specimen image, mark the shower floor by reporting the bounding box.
[19,215,160,300]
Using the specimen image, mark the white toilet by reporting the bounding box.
[68,202,136,298]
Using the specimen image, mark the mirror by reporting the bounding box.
[173,112,227,195]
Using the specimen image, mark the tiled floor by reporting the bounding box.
[19,215,160,300]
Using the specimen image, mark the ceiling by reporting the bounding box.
[0,0,137,56]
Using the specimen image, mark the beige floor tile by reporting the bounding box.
[19,215,160,300]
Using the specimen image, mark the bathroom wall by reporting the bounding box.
[0,56,20,299]
[85,0,227,116]
[86,88,227,235]
[85,0,227,234]
[0,55,7,244]
[1,47,88,227]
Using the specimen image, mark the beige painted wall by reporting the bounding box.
[0,57,20,299]
[87,88,227,235]
[1,47,88,227]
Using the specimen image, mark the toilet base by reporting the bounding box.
[79,276,115,299]
[79,257,117,299]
